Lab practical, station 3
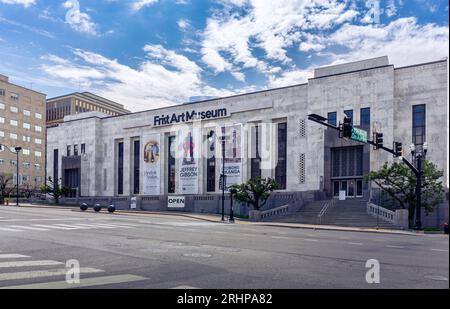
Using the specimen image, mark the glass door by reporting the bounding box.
[356,180,363,197]
[348,180,355,198]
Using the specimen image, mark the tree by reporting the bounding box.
[0,173,15,204]
[366,160,444,228]
[40,177,70,204]
[21,182,38,199]
[230,177,279,211]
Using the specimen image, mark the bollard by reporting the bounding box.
[108,205,116,213]
[93,204,102,212]
[80,203,88,211]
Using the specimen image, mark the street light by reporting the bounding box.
[410,142,428,230]
[0,143,22,206]
[229,188,237,223]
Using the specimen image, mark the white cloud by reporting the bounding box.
[41,46,236,111]
[327,17,449,66]
[177,19,190,30]
[131,0,158,11]
[63,0,98,35]
[201,0,358,79]
[0,0,35,7]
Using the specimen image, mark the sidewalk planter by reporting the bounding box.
[80,203,88,211]
[108,205,116,213]
[93,204,102,212]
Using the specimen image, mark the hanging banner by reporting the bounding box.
[142,133,161,195]
[178,129,199,194]
[223,124,243,187]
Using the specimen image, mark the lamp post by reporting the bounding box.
[0,144,22,206]
[229,188,237,223]
[410,142,428,230]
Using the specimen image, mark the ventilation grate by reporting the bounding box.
[299,153,306,184]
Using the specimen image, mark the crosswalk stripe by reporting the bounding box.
[52,224,90,230]
[0,267,104,281]
[8,225,50,231]
[0,260,63,268]
[0,274,147,289]
[0,254,31,259]
[71,223,116,229]
[0,227,25,232]
[32,225,77,230]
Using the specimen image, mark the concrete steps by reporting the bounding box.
[327,199,398,228]
[267,200,328,224]
[266,198,399,229]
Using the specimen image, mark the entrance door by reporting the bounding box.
[348,180,355,198]
[356,180,363,197]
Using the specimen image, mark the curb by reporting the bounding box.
[71,209,225,224]
[251,222,423,236]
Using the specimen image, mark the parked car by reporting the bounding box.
[444,222,449,235]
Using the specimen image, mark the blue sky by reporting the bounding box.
[0,0,448,111]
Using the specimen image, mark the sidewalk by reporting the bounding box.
[4,203,432,236]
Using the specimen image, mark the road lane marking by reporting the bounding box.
[0,268,104,281]
[348,242,364,246]
[431,248,448,252]
[32,225,76,230]
[0,254,31,259]
[270,236,290,240]
[0,274,147,289]
[0,227,24,232]
[0,260,63,268]
[303,239,319,242]
[386,245,405,249]
[8,225,50,231]
[171,285,200,289]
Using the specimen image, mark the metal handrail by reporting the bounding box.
[317,200,334,225]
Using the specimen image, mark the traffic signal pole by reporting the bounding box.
[308,114,422,230]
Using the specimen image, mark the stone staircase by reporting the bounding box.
[265,198,399,229]
[326,199,398,228]
[266,200,329,224]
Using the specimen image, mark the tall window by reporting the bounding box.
[275,123,287,190]
[53,149,59,183]
[168,136,176,194]
[206,131,216,192]
[251,124,261,179]
[344,110,353,124]
[133,140,140,195]
[117,142,124,195]
[360,108,370,128]
[412,104,426,146]
[81,143,86,154]
[327,112,337,127]
[67,145,71,157]
[74,144,79,156]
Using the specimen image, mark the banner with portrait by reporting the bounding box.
[142,133,161,195]
[222,124,243,187]
[178,128,199,194]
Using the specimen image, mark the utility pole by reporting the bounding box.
[308,114,424,230]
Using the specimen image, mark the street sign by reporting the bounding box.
[351,127,368,143]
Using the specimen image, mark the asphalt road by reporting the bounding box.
[0,206,448,289]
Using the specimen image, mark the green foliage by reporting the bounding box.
[40,177,70,204]
[229,177,279,211]
[366,160,444,227]
[0,173,15,203]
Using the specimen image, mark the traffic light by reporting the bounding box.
[374,132,384,149]
[394,142,403,157]
[343,117,353,138]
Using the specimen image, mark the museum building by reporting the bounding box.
[46,56,449,213]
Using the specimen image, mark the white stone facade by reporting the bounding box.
[46,57,449,199]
